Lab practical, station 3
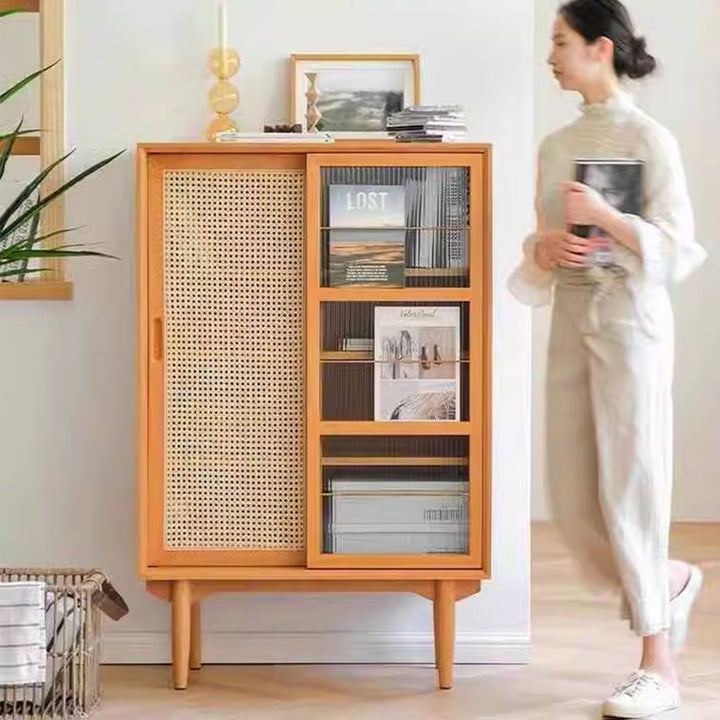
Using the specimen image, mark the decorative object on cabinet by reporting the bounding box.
[206,1,240,141]
[0,9,121,292]
[263,123,303,133]
[304,72,322,133]
[289,53,420,135]
[387,105,468,142]
[136,139,491,693]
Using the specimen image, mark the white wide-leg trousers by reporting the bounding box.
[546,273,674,636]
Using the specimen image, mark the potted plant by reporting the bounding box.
[0,7,122,282]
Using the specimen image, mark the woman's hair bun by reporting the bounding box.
[627,35,656,79]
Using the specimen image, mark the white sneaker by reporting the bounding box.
[602,670,680,718]
[669,563,703,653]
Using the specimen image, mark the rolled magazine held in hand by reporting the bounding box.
[572,159,644,266]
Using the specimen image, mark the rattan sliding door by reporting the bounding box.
[142,153,307,567]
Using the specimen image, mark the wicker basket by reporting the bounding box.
[0,569,105,719]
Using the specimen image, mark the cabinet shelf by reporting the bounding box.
[320,350,470,362]
[319,421,473,436]
[404,268,468,277]
[317,287,472,302]
[322,456,469,466]
[321,490,469,497]
[319,226,470,231]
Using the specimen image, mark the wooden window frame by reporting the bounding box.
[1,0,72,300]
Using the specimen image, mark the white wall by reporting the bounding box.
[531,1,720,522]
[0,12,39,131]
[0,1,535,663]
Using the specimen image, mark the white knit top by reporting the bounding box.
[508,90,708,306]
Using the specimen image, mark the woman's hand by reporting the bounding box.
[534,228,593,270]
[563,181,613,227]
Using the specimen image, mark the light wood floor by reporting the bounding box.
[95,523,720,719]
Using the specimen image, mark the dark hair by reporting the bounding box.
[560,0,657,79]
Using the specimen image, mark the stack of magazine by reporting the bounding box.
[325,475,469,554]
[386,105,467,142]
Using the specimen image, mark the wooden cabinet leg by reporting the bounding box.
[190,602,202,670]
[171,580,192,689]
[433,580,455,690]
[433,596,440,669]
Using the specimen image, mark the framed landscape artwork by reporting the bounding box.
[289,53,420,136]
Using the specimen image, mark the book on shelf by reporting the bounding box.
[395,130,467,142]
[386,104,464,121]
[572,159,643,266]
[394,133,467,143]
[339,337,373,351]
[374,306,461,421]
[327,478,468,526]
[327,184,406,287]
[326,523,468,554]
[389,122,468,136]
[387,117,467,128]
[324,475,470,554]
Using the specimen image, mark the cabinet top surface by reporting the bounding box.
[137,140,492,155]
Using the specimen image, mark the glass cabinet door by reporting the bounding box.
[318,165,470,288]
[305,152,488,570]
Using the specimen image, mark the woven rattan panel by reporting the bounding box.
[163,169,305,550]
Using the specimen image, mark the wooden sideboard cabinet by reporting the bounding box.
[136,140,492,690]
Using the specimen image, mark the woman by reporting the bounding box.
[509,1,708,716]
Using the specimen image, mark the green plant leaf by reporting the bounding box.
[0,61,60,107]
[1,225,83,255]
[0,148,74,231]
[0,10,27,18]
[1,248,118,261]
[0,118,24,181]
[0,149,124,244]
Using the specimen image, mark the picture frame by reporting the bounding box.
[289,53,421,136]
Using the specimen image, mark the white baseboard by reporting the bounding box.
[101,631,530,665]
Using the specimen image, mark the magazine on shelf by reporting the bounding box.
[327,184,406,287]
[572,159,644,266]
[327,479,468,526]
[374,306,460,421]
[328,524,468,554]
[404,168,467,269]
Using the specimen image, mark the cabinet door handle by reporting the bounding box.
[152,316,163,361]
